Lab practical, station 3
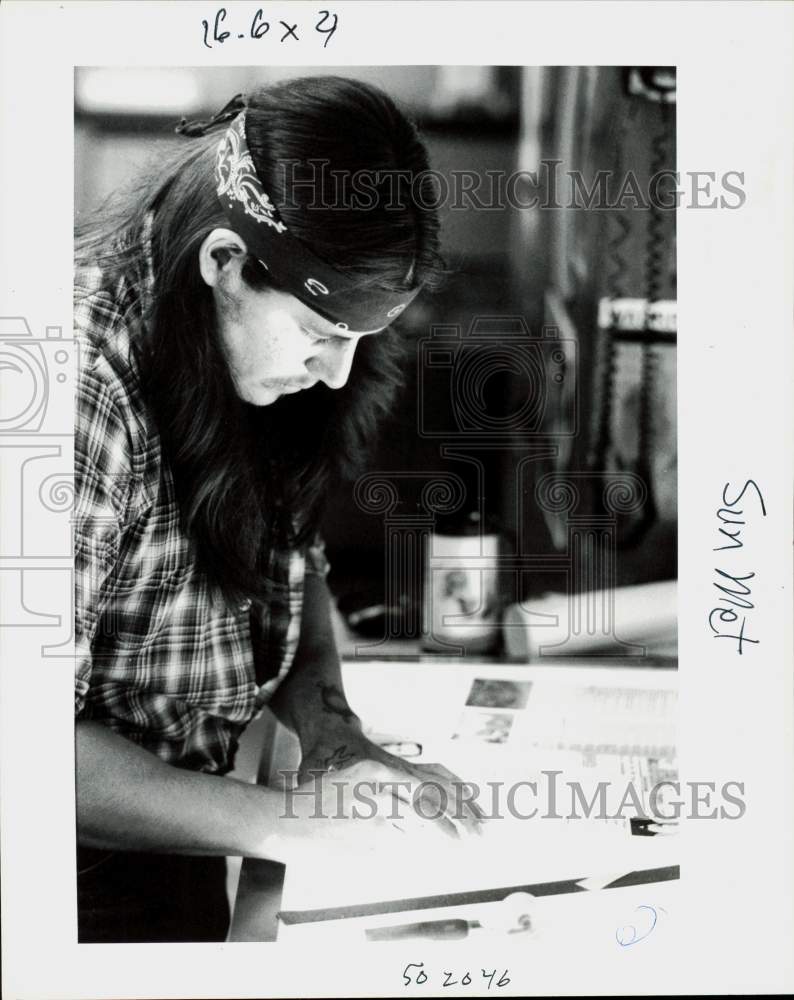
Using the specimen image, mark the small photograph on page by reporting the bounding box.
[465,678,532,710]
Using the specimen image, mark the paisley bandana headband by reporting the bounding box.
[214,110,421,334]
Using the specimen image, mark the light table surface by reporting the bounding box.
[229,658,678,943]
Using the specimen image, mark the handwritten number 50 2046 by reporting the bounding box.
[202,9,338,48]
[402,964,510,989]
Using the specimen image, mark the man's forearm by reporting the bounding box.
[268,575,363,751]
[76,720,285,858]
[268,646,362,748]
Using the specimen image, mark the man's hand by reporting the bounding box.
[293,729,486,840]
[269,575,485,848]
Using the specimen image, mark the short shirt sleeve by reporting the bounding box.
[73,355,135,716]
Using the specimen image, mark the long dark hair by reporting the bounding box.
[76,76,444,604]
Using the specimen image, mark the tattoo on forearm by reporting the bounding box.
[322,745,356,770]
[317,682,358,724]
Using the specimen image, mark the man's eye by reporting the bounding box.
[303,326,332,344]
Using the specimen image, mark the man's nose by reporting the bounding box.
[311,338,358,390]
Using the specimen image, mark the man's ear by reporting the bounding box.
[198,228,248,288]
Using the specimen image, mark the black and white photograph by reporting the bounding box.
[71,62,680,945]
[1,3,792,998]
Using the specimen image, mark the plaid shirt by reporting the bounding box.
[74,258,328,775]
